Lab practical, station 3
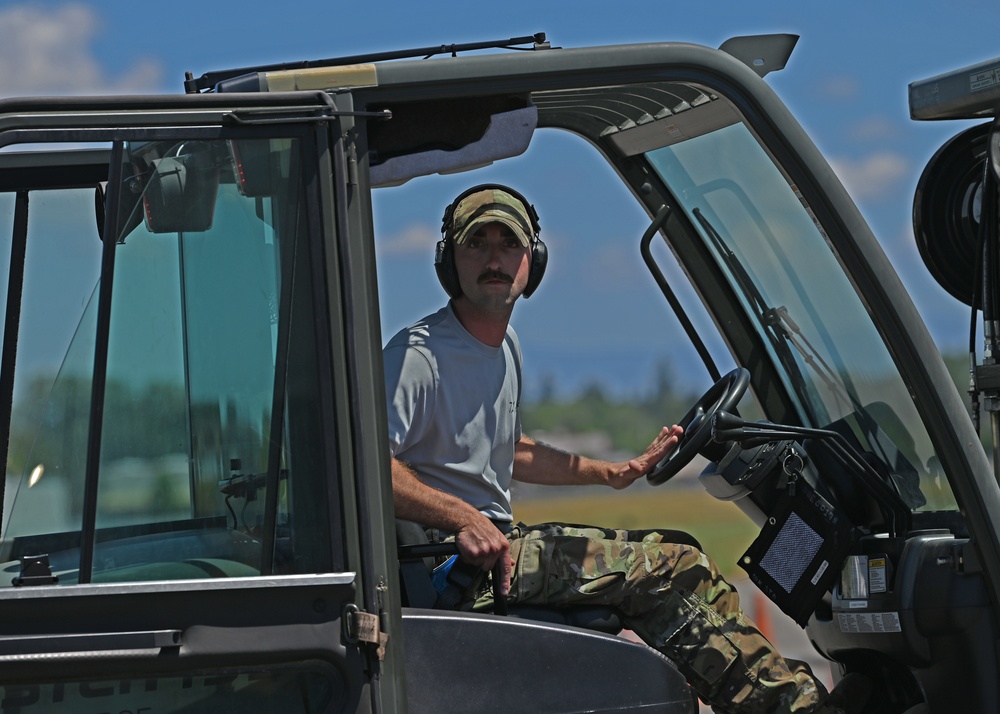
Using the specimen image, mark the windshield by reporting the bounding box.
[646,122,957,513]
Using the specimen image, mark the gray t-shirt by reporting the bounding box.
[384,304,522,522]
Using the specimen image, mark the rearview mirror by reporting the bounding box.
[142,143,220,233]
[95,142,223,240]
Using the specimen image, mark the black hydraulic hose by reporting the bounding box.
[981,163,1000,349]
[971,211,985,433]
[258,197,299,576]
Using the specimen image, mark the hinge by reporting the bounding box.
[347,144,359,186]
[343,603,388,661]
[13,555,58,587]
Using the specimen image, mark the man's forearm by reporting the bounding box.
[512,435,616,487]
[513,428,683,491]
[390,456,512,588]
[391,458,484,531]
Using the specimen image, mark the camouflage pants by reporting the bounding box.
[483,522,825,714]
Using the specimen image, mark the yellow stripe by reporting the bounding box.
[264,64,378,91]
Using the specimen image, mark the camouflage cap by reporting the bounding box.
[449,187,535,247]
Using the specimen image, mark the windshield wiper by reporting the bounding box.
[691,207,822,421]
[691,208,922,509]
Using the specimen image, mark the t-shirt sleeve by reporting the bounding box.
[383,343,436,456]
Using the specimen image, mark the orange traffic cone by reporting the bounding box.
[754,591,774,642]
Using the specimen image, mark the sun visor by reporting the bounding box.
[370,105,537,187]
[607,99,741,157]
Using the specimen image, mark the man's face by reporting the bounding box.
[453,221,532,314]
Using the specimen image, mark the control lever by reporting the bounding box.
[711,411,794,448]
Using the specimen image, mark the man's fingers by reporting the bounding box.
[625,425,684,475]
[657,424,682,446]
[500,554,513,597]
[458,541,502,569]
[654,425,683,452]
[642,426,679,462]
[455,518,510,572]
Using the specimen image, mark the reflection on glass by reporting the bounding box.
[647,123,958,512]
[4,188,102,556]
[2,136,337,584]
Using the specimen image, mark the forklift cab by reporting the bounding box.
[0,33,996,713]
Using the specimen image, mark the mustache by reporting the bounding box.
[477,270,513,284]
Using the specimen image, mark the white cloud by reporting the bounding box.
[849,115,900,142]
[829,151,910,201]
[817,75,860,102]
[0,3,163,98]
[377,223,440,257]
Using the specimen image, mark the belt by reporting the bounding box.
[492,520,514,535]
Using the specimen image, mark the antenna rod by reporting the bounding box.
[185,33,548,93]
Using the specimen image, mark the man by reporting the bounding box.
[384,185,867,713]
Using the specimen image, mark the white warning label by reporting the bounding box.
[971,67,1000,92]
[836,611,902,634]
[868,557,887,594]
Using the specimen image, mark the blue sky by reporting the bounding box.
[2,0,998,397]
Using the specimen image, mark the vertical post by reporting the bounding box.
[0,191,30,536]
[78,141,126,584]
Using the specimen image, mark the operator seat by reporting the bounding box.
[396,519,702,635]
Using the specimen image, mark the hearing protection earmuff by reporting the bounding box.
[435,183,548,299]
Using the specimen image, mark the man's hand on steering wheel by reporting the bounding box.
[646,367,751,486]
[606,425,684,490]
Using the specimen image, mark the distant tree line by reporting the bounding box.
[6,374,188,482]
[521,361,700,455]
[524,353,994,457]
[6,353,993,484]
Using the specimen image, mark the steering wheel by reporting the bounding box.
[646,367,750,485]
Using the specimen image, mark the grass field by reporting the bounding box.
[512,483,759,578]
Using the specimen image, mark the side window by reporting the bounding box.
[3,186,102,542]
[1,136,341,585]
